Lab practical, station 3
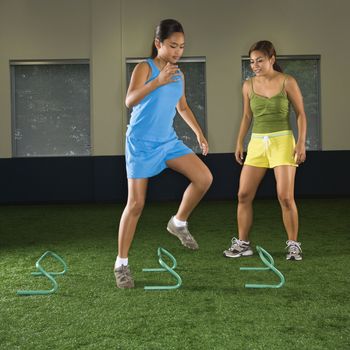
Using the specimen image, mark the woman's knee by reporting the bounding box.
[238,190,254,204]
[196,169,213,192]
[205,170,213,189]
[278,194,294,209]
[126,198,145,216]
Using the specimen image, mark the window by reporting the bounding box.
[11,60,91,157]
[126,57,207,153]
[242,56,321,150]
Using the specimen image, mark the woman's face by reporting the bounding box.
[249,50,274,76]
[156,32,185,64]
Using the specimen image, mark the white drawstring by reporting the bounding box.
[263,135,271,155]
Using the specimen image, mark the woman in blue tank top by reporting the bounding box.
[114,19,212,288]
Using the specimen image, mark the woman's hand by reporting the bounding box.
[197,134,209,156]
[235,143,244,165]
[294,142,306,165]
[157,63,182,86]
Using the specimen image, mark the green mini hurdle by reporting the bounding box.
[17,251,68,296]
[143,247,182,290]
[240,246,285,288]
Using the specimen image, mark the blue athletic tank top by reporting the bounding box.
[126,58,184,141]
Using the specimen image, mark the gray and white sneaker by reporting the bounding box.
[223,237,253,258]
[167,216,199,250]
[286,240,302,261]
[114,265,135,288]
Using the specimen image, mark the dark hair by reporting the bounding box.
[248,40,283,72]
[151,19,184,58]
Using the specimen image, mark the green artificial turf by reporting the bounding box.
[0,199,349,349]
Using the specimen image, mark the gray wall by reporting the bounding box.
[1,0,349,158]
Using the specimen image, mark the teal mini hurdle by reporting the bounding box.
[143,247,182,290]
[240,245,285,288]
[17,251,68,296]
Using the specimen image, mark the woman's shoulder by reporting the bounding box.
[242,78,253,97]
[243,78,253,88]
[132,60,152,80]
[282,73,298,88]
[135,60,152,71]
[278,72,296,83]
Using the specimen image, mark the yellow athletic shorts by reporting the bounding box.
[244,130,298,168]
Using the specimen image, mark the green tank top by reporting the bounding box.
[249,75,291,133]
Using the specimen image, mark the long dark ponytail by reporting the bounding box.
[151,19,184,58]
[249,40,283,72]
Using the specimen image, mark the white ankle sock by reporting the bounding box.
[173,216,187,227]
[115,256,128,269]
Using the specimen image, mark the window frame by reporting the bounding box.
[10,59,91,157]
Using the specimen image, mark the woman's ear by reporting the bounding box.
[270,55,276,65]
[154,39,161,50]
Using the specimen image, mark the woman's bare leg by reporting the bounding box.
[118,178,148,258]
[166,153,212,220]
[237,165,267,241]
[274,165,298,241]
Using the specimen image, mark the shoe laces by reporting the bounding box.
[228,237,247,251]
[118,265,131,278]
[184,232,196,243]
[286,240,302,253]
[177,225,192,239]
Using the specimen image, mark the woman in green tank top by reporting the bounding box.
[223,41,307,261]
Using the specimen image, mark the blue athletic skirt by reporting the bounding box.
[125,136,193,179]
